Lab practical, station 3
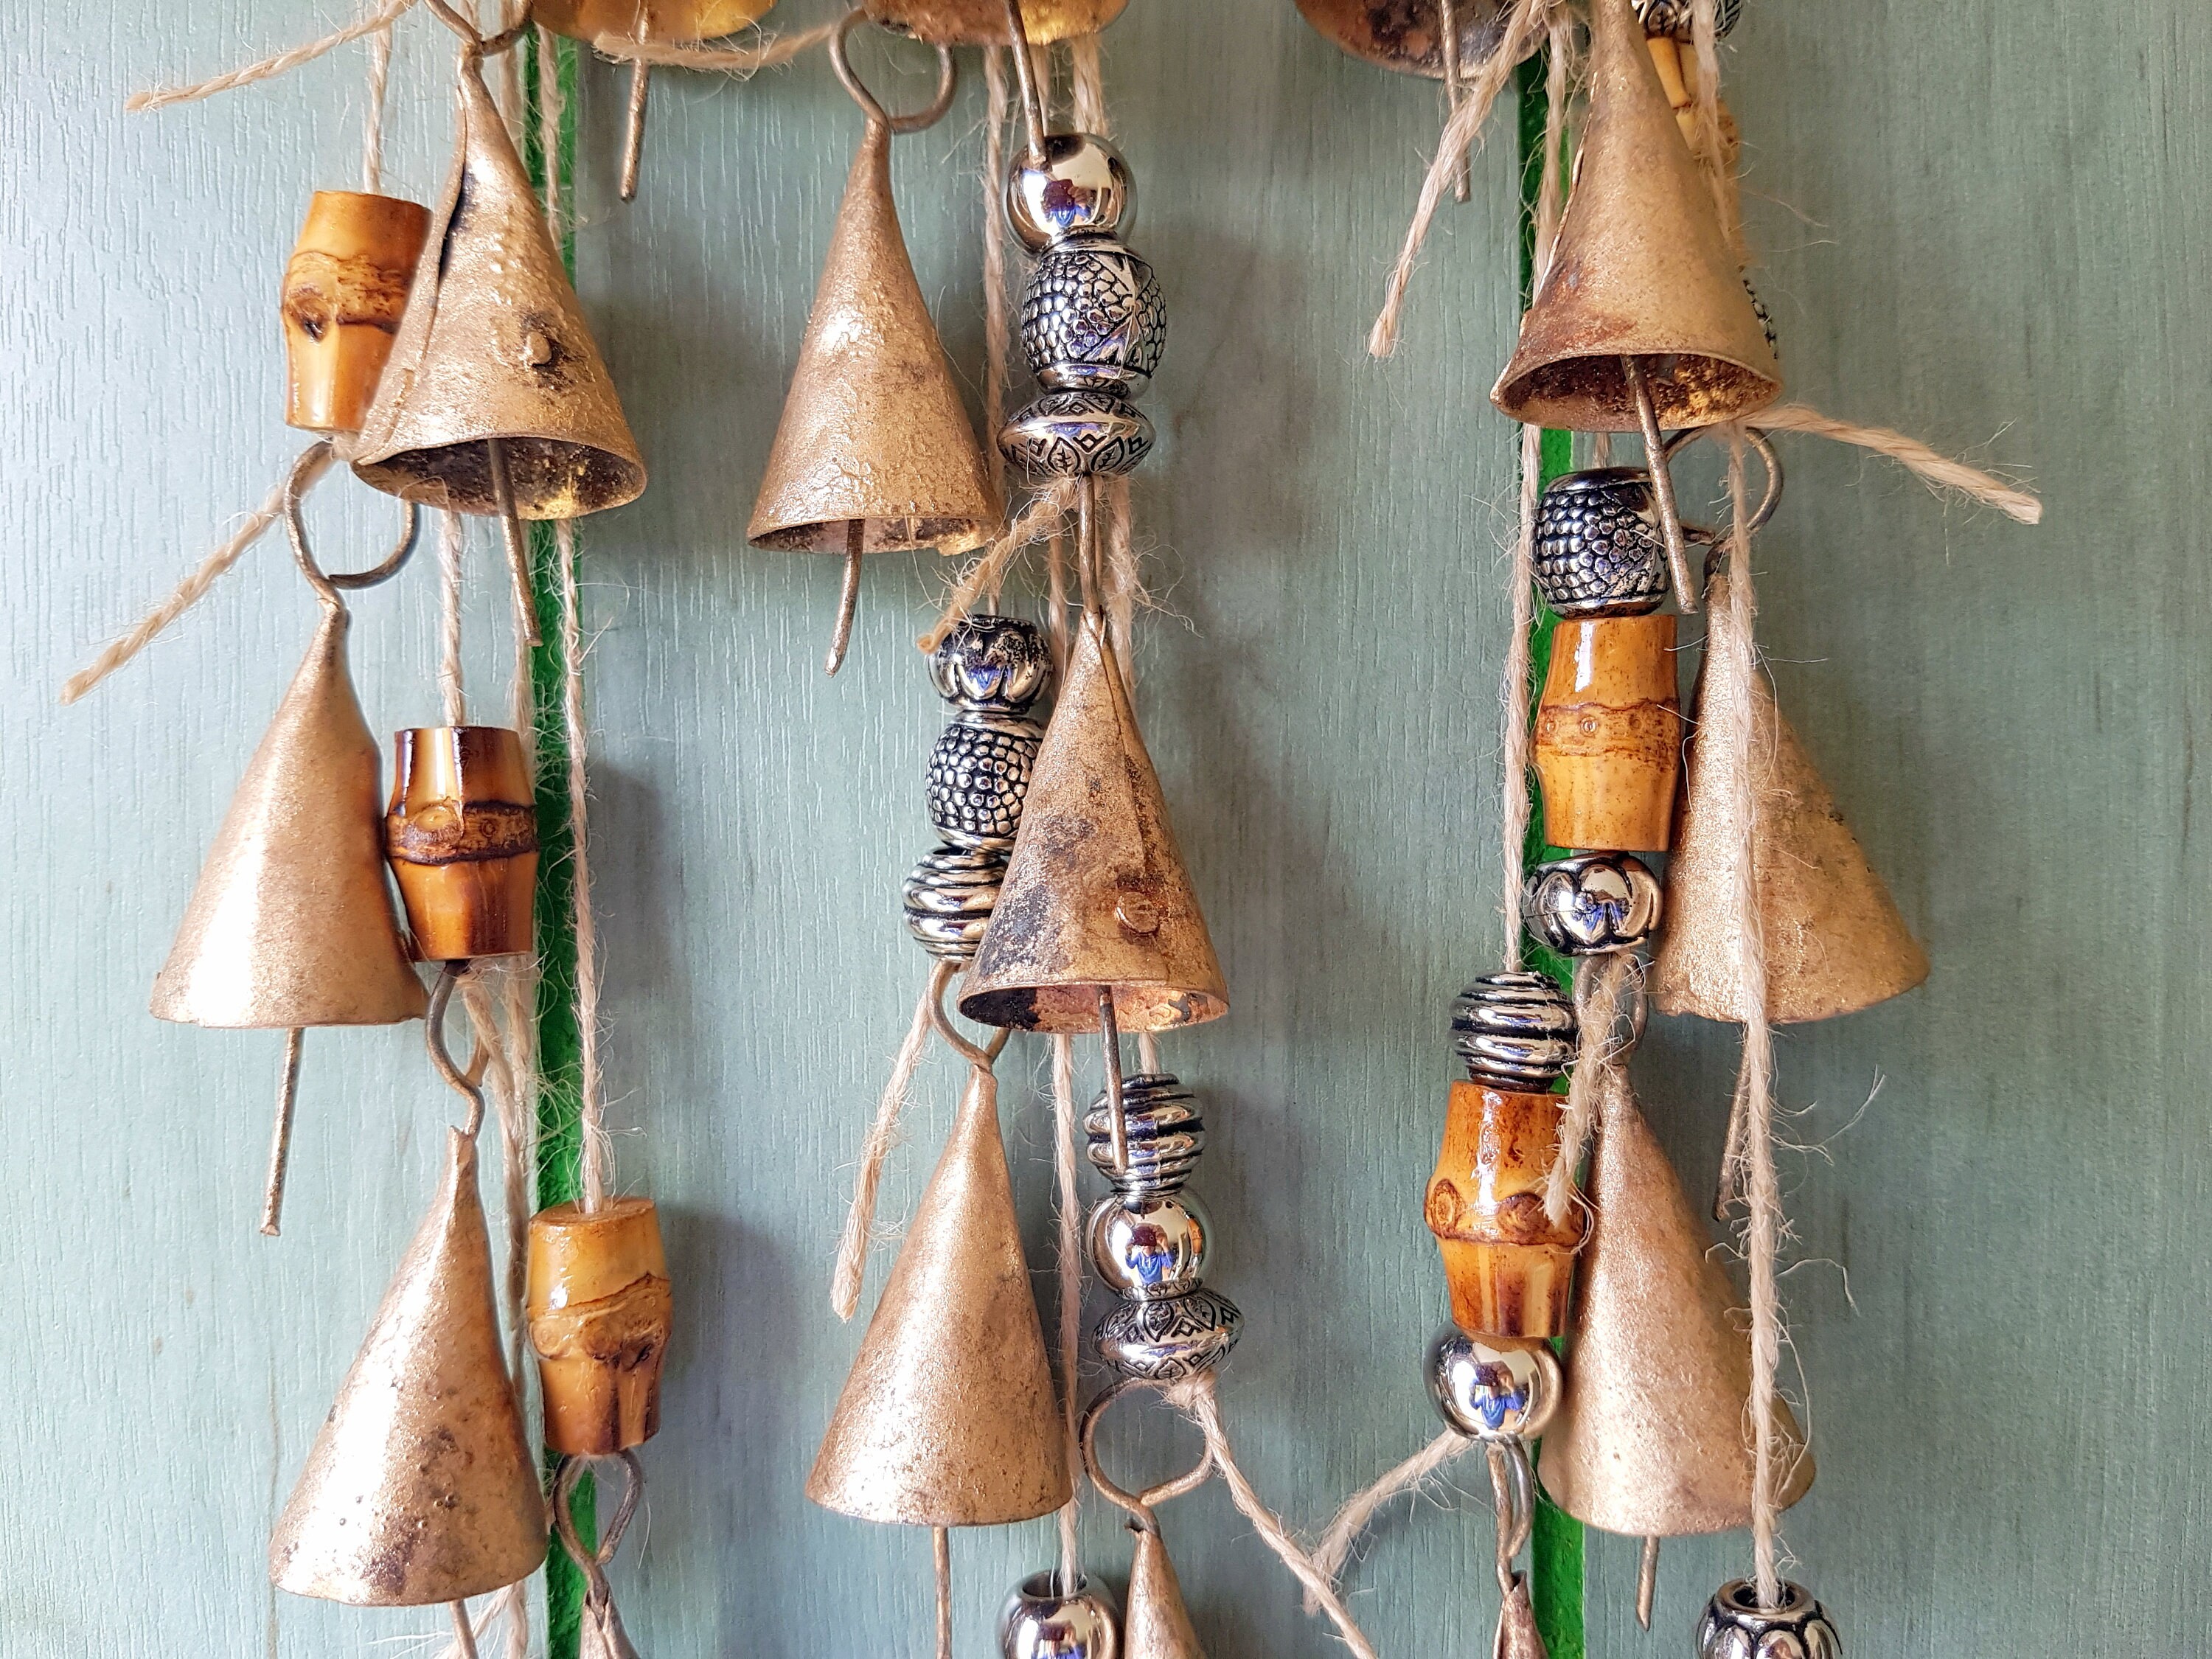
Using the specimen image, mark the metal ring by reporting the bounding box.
[285,442,421,609]
[1660,425,1786,538]
[425,964,488,1143]
[829,9,958,134]
[931,961,1011,1065]
[552,1450,645,1596]
[425,0,537,56]
[1077,1377,1214,1535]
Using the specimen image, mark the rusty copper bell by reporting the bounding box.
[807,1068,1071,1526]
[271,1129,547,1604]
[1652,571,1930,1023]
[959,611,1227,1033]
[1491,0,1778,431]
[865,0,1127,44]
[1536,1075,1813,1538]
[1293,0,1521,77]
[1125,1526,1206,1659]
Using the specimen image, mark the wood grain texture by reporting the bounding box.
[1,0,2198,1654]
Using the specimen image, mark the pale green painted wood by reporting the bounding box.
[1,1,2196,1655]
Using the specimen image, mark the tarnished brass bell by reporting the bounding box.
[807,1068,1072,1526]
[282,192,430,435]
[1293,0,1522,77]
[1652,569,1930,1024]
[386,726,540,962]
[959,611,1226,1033]
[270,1128,547,1604]
[1124,1526,1205,1659]
[1535,1077,1813,1538]
[866,0,1127,45]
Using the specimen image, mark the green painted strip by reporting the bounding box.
[519,27,594,1659]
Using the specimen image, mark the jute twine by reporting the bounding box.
[1049,1032,1085,1587]
[126,0,418,112]
[829,964,945,1321]
[589,19,835,74]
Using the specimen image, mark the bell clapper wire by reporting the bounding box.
[1079,1377,1215,1538]
[1622,355,1698,613]
[1484,1439,1536,1600]
[619,46,652,202]
[483,436,543,648]
[1638,1533,1662,1630]
[1437,0,1472,203]
[826,519,863,675]
[1096,986,1129,1175]
[1000,0,1048,158]
[447,1598,481,1659]
[426,961,491,1143]
[260,1027,307,1236]
[933,1526,953,1659]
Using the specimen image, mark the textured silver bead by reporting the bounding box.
[902,844,1006,960]
[1426,1327,1562,1441]
[1523,853,1663,956]
[1534,469,1670,617]
[932,613,1051,714]
[1004,131,1134,254]
[1000,1571,1120,1659]
[1635,0,1742,40]
[1084,1073,1205,1194]
[1450,973,1576,1091]
[1697,1582,1842,1659]
[1020,243,1166,395]
[1096,1284,1242,1381]
[1088,1192,1211,1301]
[927,714,1043,848]
[1000,390,1155,479]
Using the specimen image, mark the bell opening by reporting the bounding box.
[750,513,995,556]
[355,437,644,520]
[1294,0,1514,77]
[863,0,1130,46]
[1500,350,1780,434]
[957,981,1227,1034]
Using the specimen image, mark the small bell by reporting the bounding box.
[281,192,430,435]
[1293,0,1521,77]
[868,0,1127,45]
[385,725,540,962]
[527,1197,674,1457]
[1124,1528,1203,1659]
[1531,613,1682,854]
[270,1128,547,1604]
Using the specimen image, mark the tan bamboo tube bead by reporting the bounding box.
[527,1197,674,1455]
[1425,1081,1586,1340]
[281,192,429,435]
[385,726,539,961]
[1534,613,1682,852]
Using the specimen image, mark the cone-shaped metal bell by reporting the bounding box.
[866,0,1127,45]
[1495,1577,1548,1659]
[271,1129,547,1603]
[748,119,999,557]
[1293,0,1517,78]
[535,0,772,38]
[351,54,644,518]
[959,612,1227,1032]
[808,1067,1072,1526]
[1536,1077,1813,1537]
[1491,0,1778,430]
[153,607,424,1029]
[1651,572,1930,1024]
[1125,1526,1205,1659]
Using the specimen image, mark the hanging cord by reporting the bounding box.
[589,19,836,72]
[535,18,568,245]
[982,47,1014,514]
[1068,32,1107,133]
[439,511,468,723]
[1050,1033,1084,1586]
[362,18,396,191]
[127,0,418,111]
[552,518,612,1211]
[919,486,1077,653]
[1305,1428,1478,1607]
[829,960,951,1320]
[1753,406,2042,523]
[1542,952,1633,1225]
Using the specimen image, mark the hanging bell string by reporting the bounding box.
[1750,404,2042,522]
[1048,1032,1084,1587]
[1541,953,1641,1226]
[362,17,396,191]
[1304,1427,1478,1610]
[918,485,1077,653]
[459,967,536,1383]
[588,19,836,73]
[125,0,417,112]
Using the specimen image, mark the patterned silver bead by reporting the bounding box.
[1534,469,1669,617]
[1088,1192,1212,1301]
[1020,243,1166,396]
[1000,389,1155,479]
[1698,1582,1842,1659]
[1523,853,1663,956]
[932,613,1051,714]
[1426,1328,1562,1441]
[1450,973,1576,1091]
[1004,131,1134,254]
[1635,0,1742,40]
[1000,1571,1120,1659]
[902,844,1006,960]
[927,714,1043,849]
[1084,1073,1205,1194]
[1096,1284,1242,1381]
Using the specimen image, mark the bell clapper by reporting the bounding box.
[1096,984,1129,1175]
[484,436,543,648]
[934,1526,953,1659]
[1622,355,1697,611]
[1437,0,1472,202]
[619,58,651,203]
[448,1601,480,1659]
[826,521,863,675]
[259,1026,307,1237]
[1001,0,1048,156]
[1638,1534,1662,1630]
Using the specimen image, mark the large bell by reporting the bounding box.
[153,605,423,1030]
[1652,571,1930,1024]
[959,611,1226,1033]
[865,0,1127,44]
[1536,1075,1813,1537]
[270,1129,547,1604]
[807,1068,1072,1526]
[1490,0,1778,430]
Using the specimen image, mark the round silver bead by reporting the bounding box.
[1096,1284,1242,1381]
[1088,1192,1211,1301]
[1697,1582,1842,1659]
[927,714,1042,849]
[902,844,1005,960]
[1426,1327,1562,1441]
[1000,390,1155,479]
[1020,243,1166,396]
[1450,972,1576,1091]
[1533,469,1670,617]
[999,1571,1120,1659]
[932,613,1051,714]
[1004,131,1134,254]
[1084,1073,1205,1194]
[1635,0,1742,41]
[1523,853,1663,956]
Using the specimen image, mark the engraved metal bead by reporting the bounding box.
[1523,853,1664,956]
[1096,1284,1242,1381]
[1635,0,1742,41]
[902,844,1006,959]
[931,613,1052,714]
[1426,1327,1562,1441]
[999,389,1155,479]
[1088,1192,1212,1301]
[1533,469,1670,617]
[1020,243,1166,395]
[1004,131,1134,254]
[927,716,1043,848]
[1000,1570,1121,1659]
[1450,972,1576,1091]
[1697,1582,1843,1659]
[1084,1073,1205,1194]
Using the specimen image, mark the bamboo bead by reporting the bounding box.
[385,727,538,962]
[526,1197,674,1456]
[1425,1081,1586,1340]
[1534,613,1681,852]
[281,192,429,436]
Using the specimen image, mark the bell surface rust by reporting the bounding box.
[282,191,430,436]
[1124,1526,1205,1659]
[1536,1076,1813,1537]
[385,725,540,962]
[1491,0,1778,430]
[350,53,644,518]
[807,1068,1071,1526]
[1293,0,1519,78]
[1652,572,1930,1023]
[959,612,1227,1033]
[864,0,1127,45]
[153,607,424,1030]
[271,1129,547,1604]
[748,119,999,555]
[527,1195,674,1456]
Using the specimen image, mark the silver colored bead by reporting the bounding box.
[1533,469,1669,617]
[1697,1582,1842,1659]
[1450,972,1576,1091]
[927,714,1043,848]
[999,1571,1120,1659]
[932,613,1052,714]
[1084,1073,1205,1194]
[903,844,1006,960]
[1523,853,1663,956]
[1096,1284,1242,1381]
[1088,1192,1211,1301]
[1004,131,1135,254]
[1635,0,1742,41]
[1000,389,1155,479]
[1020,243,1166,395]
[1426,1327,1562,1441]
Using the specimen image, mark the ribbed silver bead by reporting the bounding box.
[902,844,1006,960]
[1450,973,1576,1091]
[1084,1073,1205,1194]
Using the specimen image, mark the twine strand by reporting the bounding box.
[919,487,1075,653]
[1305,1428,1475,1610]
[439,510,468,724]
[536,21,568,245]
[983,49,1014,513]
[554,520,611,1211]
[830,968,944,1321]
[1543,953,1630,1225]
[362,20,395,192]
[1051,1033,1084,1587]
[589,21,836,73]
[1756,404,2042,524]
[127,0,417,112]
[1501,422,1540,967]
[1069,34,1108,136]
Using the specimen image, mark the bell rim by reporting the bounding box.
[745,513,998,556]
[956,981,1228,1034]
[1492,352,1783,433]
